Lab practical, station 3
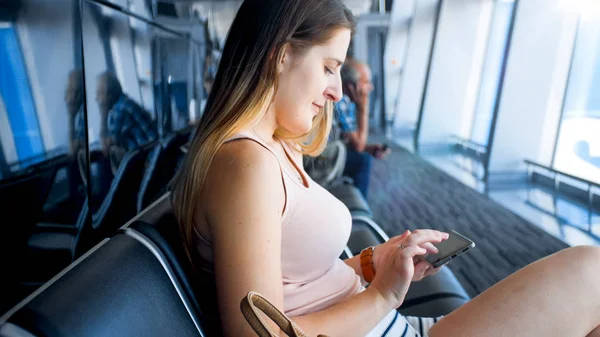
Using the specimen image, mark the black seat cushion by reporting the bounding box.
[137,132,189,212]
[327,184,373,217]
[24,232,75,282]
[347,221,383,255]
[23,202,90,284]
[125,198,223,336]
[92,143,155,239]
[6,234,203,337]
[398,266,470,317]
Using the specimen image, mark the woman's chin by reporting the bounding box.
[289,123,313,135]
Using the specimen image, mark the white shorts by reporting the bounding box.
[366,310,441,337]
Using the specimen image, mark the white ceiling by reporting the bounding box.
[188,0,373,46]
[343,0,373,16]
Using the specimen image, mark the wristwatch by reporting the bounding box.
[360,246,376,283]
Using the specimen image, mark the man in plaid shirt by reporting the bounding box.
[97,72,158,154]
[107,95,158,152]
[334,61,390,198]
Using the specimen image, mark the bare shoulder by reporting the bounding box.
[201,138,287,336]
[203,138,286,220]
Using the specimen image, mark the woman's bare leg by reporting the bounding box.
[588,326,600,337]
[429,246,600,337]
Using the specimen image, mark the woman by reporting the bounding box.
[171,1,600,336]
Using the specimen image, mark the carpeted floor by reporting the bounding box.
[367,140,569,297]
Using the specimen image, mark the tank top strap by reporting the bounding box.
[224,130,278,156]
[224,129,290,217]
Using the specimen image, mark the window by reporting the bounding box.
[554,15,600,184]
[470,0,516,146]
[0,24,44,163]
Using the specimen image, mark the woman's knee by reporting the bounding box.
[560,245,600,262]
[557,246,600,282]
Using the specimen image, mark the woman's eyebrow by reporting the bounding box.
[326,57,343,67]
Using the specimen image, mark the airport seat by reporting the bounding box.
[91,142,155,239]
[304,140,347,188]
[0,168,58,313]
[348,215,390,256]
[327,183,373,218]
[0,234,204,337]
[137,131,189,213]
[122,193,223,336]
[128,193,468,322]
[0,192,470,336]
[398,267,470,317]
[24,202,89,284]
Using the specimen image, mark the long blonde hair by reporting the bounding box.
[171,0,356,263]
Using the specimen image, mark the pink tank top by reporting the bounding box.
[193,130,362,317]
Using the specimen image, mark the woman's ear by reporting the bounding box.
[275,43,292,74]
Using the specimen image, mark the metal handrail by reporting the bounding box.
[524,159,598,210]
[449,135,487,154]
[524,160,599,187]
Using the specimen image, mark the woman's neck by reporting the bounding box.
[251,104,279,147]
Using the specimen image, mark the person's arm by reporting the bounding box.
[343,254,368,286]
[204,140,396,337]
[204,140,286,336]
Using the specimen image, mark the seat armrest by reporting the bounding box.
[398,266,470,317]
[34,222,78,235]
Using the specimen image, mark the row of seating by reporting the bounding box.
[0,138,470,336]
[0,198,469,336]
[1,127,193,311]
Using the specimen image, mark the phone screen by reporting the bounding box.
[422,231,474,266]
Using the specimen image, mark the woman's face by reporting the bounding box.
[273,28,351,135]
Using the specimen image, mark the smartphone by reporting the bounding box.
[420,230,475,268]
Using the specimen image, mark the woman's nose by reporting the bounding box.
[324,76,343,102]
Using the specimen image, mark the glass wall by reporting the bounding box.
[0,0,211,313]
[0,0,88,312]
[470,0,516,146]
[554,15,600,184]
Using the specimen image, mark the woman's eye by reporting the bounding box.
[325,67,334,75]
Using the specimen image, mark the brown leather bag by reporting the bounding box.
[240,291,330,337]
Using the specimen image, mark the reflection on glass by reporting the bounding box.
[555,15,600,184]
[0,0,207,312]
[200,49,221,117]
[155,34,190,132]
[102,0,154,20]
[470,1,515,146]
[82,1,160,212]
[0,0,88,312]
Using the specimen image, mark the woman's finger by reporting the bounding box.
[389,230,411,244]
[421,242,439,254]
[424,265,441,277]
[403,230,448,247]
[412,260,431,281]
[398,245,427,259]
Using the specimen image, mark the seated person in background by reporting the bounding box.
[96,71,158,154]
[171,1,600,337]
[335,60,390,198]
[65,70,85,155]
[65,70,86,201]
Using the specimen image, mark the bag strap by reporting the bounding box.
[240,291,329,337]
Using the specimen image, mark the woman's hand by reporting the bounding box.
[369,229,449,308]
[411,255,444,282]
